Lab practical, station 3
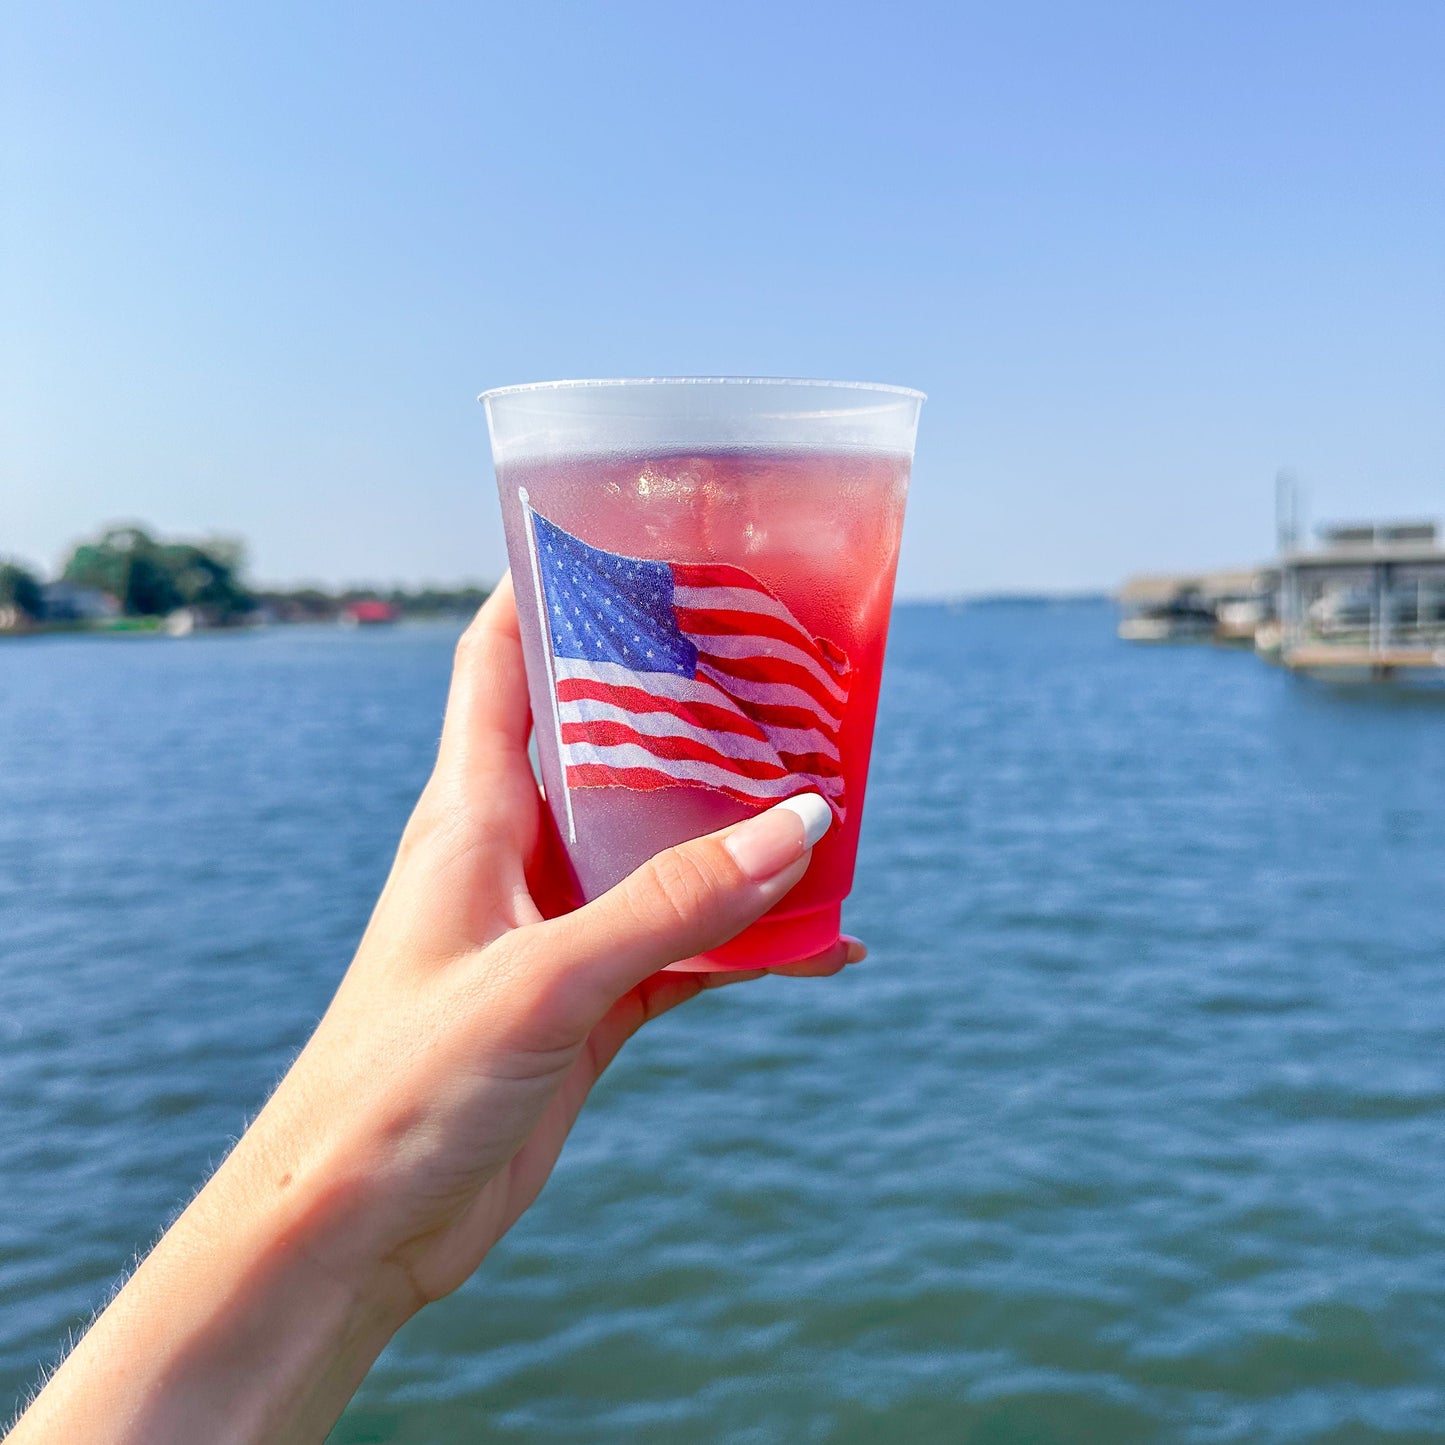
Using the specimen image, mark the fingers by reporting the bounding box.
[566,932,866,1086]
[630,937,863,1022]
[520,793,835,1030]
[581,944,860,1078]
[388,575,540,939]
[435,573,531,778]
[765,934,866,977]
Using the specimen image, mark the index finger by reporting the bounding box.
[435,572,532,778]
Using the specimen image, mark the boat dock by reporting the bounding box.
[1120,518,1445,681]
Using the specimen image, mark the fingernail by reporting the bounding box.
[724,793,833,882]
[842,935,868,964]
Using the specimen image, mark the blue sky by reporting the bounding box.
[4,0,1442,596]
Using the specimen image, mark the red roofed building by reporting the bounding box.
[342,599,398,626]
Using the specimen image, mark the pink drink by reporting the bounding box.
[483,380,922,972]
[496,449,909,969]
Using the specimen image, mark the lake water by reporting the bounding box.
[3,605,1445,1443]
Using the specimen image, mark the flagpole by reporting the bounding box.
[518,488,577,845]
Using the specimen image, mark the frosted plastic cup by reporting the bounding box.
[481,377,923,971]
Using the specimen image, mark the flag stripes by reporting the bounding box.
[531,508,851,818]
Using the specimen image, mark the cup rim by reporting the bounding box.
[478,376,926,404]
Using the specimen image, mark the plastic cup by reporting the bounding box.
[481,377,923,970]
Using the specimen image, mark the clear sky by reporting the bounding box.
[4,0,1443,596]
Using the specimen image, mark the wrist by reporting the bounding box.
[208,1106,426,1344]
[12,1135,418,1445]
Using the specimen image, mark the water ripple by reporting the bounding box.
[3,610,1445,1441]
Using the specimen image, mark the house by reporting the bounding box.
[40,582,121,622]
[341,599,399,626]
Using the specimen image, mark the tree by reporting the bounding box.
[0,560,44,621]
[62,525,254,620]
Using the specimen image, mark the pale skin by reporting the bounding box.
[8,575,862,1445]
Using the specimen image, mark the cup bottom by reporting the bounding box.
[664,904,843,973]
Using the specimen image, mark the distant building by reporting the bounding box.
[1118,513,1445,681]
[341,600,399,626]
[1117,568,1274,644]
[40,581,120,622]
[1273,519,1445,677]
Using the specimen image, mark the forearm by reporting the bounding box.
[8,584,840,1442]
[10,1134,416,1445]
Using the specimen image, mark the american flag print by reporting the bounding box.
[526,503,849,818]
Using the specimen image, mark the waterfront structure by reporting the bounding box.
[1117,569,1273,644]
[1272,521,1445,678]
[39,581,120,622]
[1119,515,1445,682]
[341,599,399,626]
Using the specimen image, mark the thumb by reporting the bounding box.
[526,792,834,1028]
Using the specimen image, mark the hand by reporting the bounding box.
[251,572,859,1306]
[11,575,861,1445]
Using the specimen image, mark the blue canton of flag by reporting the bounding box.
[531,511,696,676]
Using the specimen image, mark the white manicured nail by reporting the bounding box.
[724,792,834,882]
[776,792,833,849]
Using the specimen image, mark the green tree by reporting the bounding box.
[0,560,44,621]
[62,525,254,619]
[156,541,248,612]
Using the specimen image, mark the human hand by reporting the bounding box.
[10,574,860,1445]
[251,571,859,1309]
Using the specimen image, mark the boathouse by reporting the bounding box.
[1275,521,1445,677]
